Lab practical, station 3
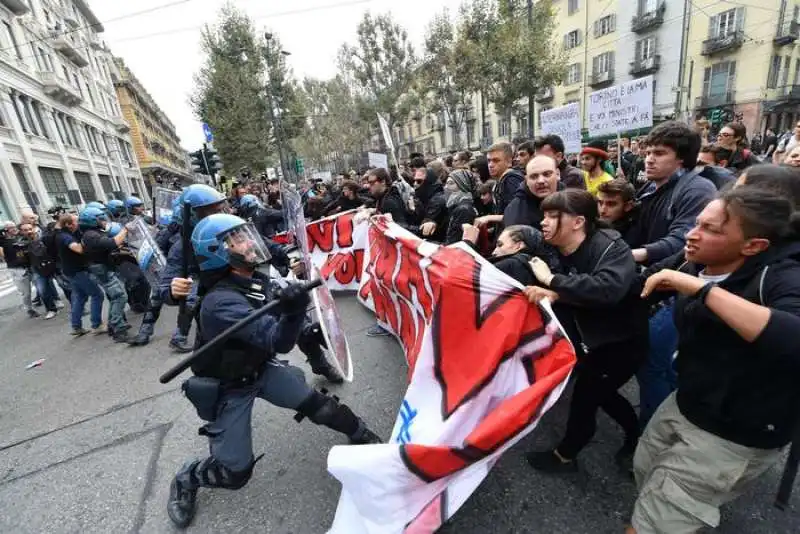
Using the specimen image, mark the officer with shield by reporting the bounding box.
[167,213,380,528]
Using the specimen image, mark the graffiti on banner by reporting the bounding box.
[328,218,576,534]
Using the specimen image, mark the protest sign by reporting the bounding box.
[588,75,654,137]
[329,217,576,533]
[540,103,581,153]
[367,152,388,170]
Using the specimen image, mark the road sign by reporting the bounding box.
[202,123,213,143]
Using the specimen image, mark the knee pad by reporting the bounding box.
[295,389,359,437]
[191,456,258,490]
[299,322,327,352]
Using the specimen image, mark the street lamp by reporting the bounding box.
[264,32,292,182]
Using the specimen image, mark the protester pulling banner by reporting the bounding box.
[328,217,577,533]
[125,218,167,287]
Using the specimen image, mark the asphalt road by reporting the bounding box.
[0,288,797,534]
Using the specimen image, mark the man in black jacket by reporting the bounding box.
[412,168,448,243]
[473,142,525,229]
[534,134,585,190]
[501,155,560,230]
[631,187,800,533]
[367,168,415,232]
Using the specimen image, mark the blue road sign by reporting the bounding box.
[202,123,213,143]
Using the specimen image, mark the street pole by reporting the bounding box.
[264,33,290,183]
[527,0,534,139]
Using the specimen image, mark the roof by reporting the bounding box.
[73,0,104,33]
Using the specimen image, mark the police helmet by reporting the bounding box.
[107,199,125,217]
[183,184,225,209]
[106,222,123,237]
[78,206,107,230]
[192,213,271,272]
[86,201,106,211]
[125,196,144,213]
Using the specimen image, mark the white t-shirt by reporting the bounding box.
[778,134,799,153]
[698,271,731,283]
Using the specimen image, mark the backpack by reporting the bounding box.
[28,239,56,277]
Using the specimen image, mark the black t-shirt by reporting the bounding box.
[81,229,118,266]
[56,230,86,276]
[1,235,30,268]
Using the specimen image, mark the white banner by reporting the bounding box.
[540,103,582,153]
[588,75,654,137]
[367,152,388,170]
[328,217,576,533]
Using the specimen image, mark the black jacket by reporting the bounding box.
[549,229,649,351]
[1,235,30,268]
[377,185,415,233]
[251,207,284,238]
[414,170,448,242]
[502,182,551,230]
[651,241,800,449]
[493,168,525,214]
[488,252,535,286]
[445,199,476,245]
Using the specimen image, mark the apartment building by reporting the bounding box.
[0,0,147,223]
[113,58,191,187]
[687,0,800,137]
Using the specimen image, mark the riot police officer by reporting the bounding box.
[107,199,126,221]
[118,196,144,225]
[238,193,284,238]
[167,213,380,528]
[79,206,131,341]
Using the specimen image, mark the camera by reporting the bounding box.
[47,206,66,219]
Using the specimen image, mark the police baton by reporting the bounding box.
[159,278,322,384]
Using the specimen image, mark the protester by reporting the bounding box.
[783,144,800,168]
[716,122,757,175]
[412,168,448,242]
[500,155,560,230]
[475,181,496,218]
[695,145,736,190]
[596,178,638,244]
[453,151,472,170]
[443,169,477,245]
[630,186,800,533]
[1,222,37,317]
[324,180,369,216]
[516,141,535,171]
[580,140,614,197]
[463,223,558,285]
[533,134,585,190]
[475,142,525,230]
[524,190,648,473]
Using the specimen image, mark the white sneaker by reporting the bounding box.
[44,311,57,320]
[91,323,107,335]
[55,300,65,310]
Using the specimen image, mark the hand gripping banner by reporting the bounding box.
[125,218,167,287]
[327,217,577,533]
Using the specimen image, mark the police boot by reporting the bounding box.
[295,390,382,444]
[298,323,343,384]
[127,322,154,347]
[167,460,199,529]
[169,335,193,354]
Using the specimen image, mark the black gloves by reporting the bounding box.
[279,282,311,316]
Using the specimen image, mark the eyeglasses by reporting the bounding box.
[719,132,733,138]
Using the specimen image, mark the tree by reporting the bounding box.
[459,0,566,138]
[418,10,476,149]
[338,12,417,134]
[191,4,273,174]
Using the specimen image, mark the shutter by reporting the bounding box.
[708,14,719,38]
[635,40,642,61]
[592,55,598,75]
[728,61,737,96]
[768,56,778,88]
[593,19,599,38]
[577,29,582,45]
[578,62,582,80]
[735,7,745,32]
[563,33,568,50]
[610,14,616,32]
[702,66,711,97]
[610,51,616,74]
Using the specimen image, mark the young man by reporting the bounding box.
[474,142,525,229]
[597,178,637,244]
[696,145,736,190]
[516,141,535,171]
[580,140,614,197]
[534,134,585,190]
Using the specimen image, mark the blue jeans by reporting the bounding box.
[636,302,679,429]
[33,272,58,312]
[69,271,104,329]
[88,265,128,332]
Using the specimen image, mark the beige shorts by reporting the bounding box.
[631,393,783,534]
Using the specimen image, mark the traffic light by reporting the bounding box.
[203,145,223,175]
[294,157,304,175]
[189,149,208,175]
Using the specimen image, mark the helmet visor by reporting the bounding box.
[220,223,271,269]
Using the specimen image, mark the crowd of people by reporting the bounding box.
[2,117,799,532]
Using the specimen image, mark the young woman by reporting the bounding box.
[444,170,478,245]
[716,122,757,175]
[523,190,648,472]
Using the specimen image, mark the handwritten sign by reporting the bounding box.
[540,103,581,153]
[368,152,388,170]
[588,75,653,137]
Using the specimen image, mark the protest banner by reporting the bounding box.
[377,113,399,169]
[540,103,582,153]
[330,217,577,533]
[588,75,654,138]
[367,152,388,170]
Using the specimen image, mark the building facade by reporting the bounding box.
[113,57,191,188]
[0,0,147,223]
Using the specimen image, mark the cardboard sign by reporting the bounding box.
[588,75,654,137]
[540,103,582,153]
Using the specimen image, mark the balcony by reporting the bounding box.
[631,3,665,34]
[775,20,800,46]
[776,85,800,101]
[0,0,30,15]
[535,86,554,103]
[111,115,130,134]
[39,70,82,106]
[701,31,745,56]
[590,70,615,87]
[48,31,89,67]
[464,108,476,122]
[60,6,80,28]
[629,54,661,76]
[695,91,736,109]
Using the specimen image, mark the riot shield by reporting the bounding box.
[310,267,353,382]
[154,188,182,226]
[125,218,167,287]
[280,181,313,273]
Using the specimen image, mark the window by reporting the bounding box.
[499,116,510,137]
[31,101,48,139]
[519,116,529,137]
[594,51,615,74]
[703,61,736,97]
[66,117,81,148]
[638,0,658,15]
[566,63,582,85]
[12,163,32,192]
[19,96,38,136]
[38,167,71,206]
[9,92,28,133]
[482,121,492,139]
[594,15,616,37]
[768,55,781,89]
[709,8,743,39]
[564,29,581,50]
[98,174,114,197]
[568,0,579,15]
[635,37,657,61]
[1,21,23,60]
[467,123,475,145]
[51,111,66,144]
[84,125,98,153]
[781,56,791,87]
[73,171,97,202]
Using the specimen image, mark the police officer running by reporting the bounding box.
[79,206,132,341]
[167,213,381,528]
